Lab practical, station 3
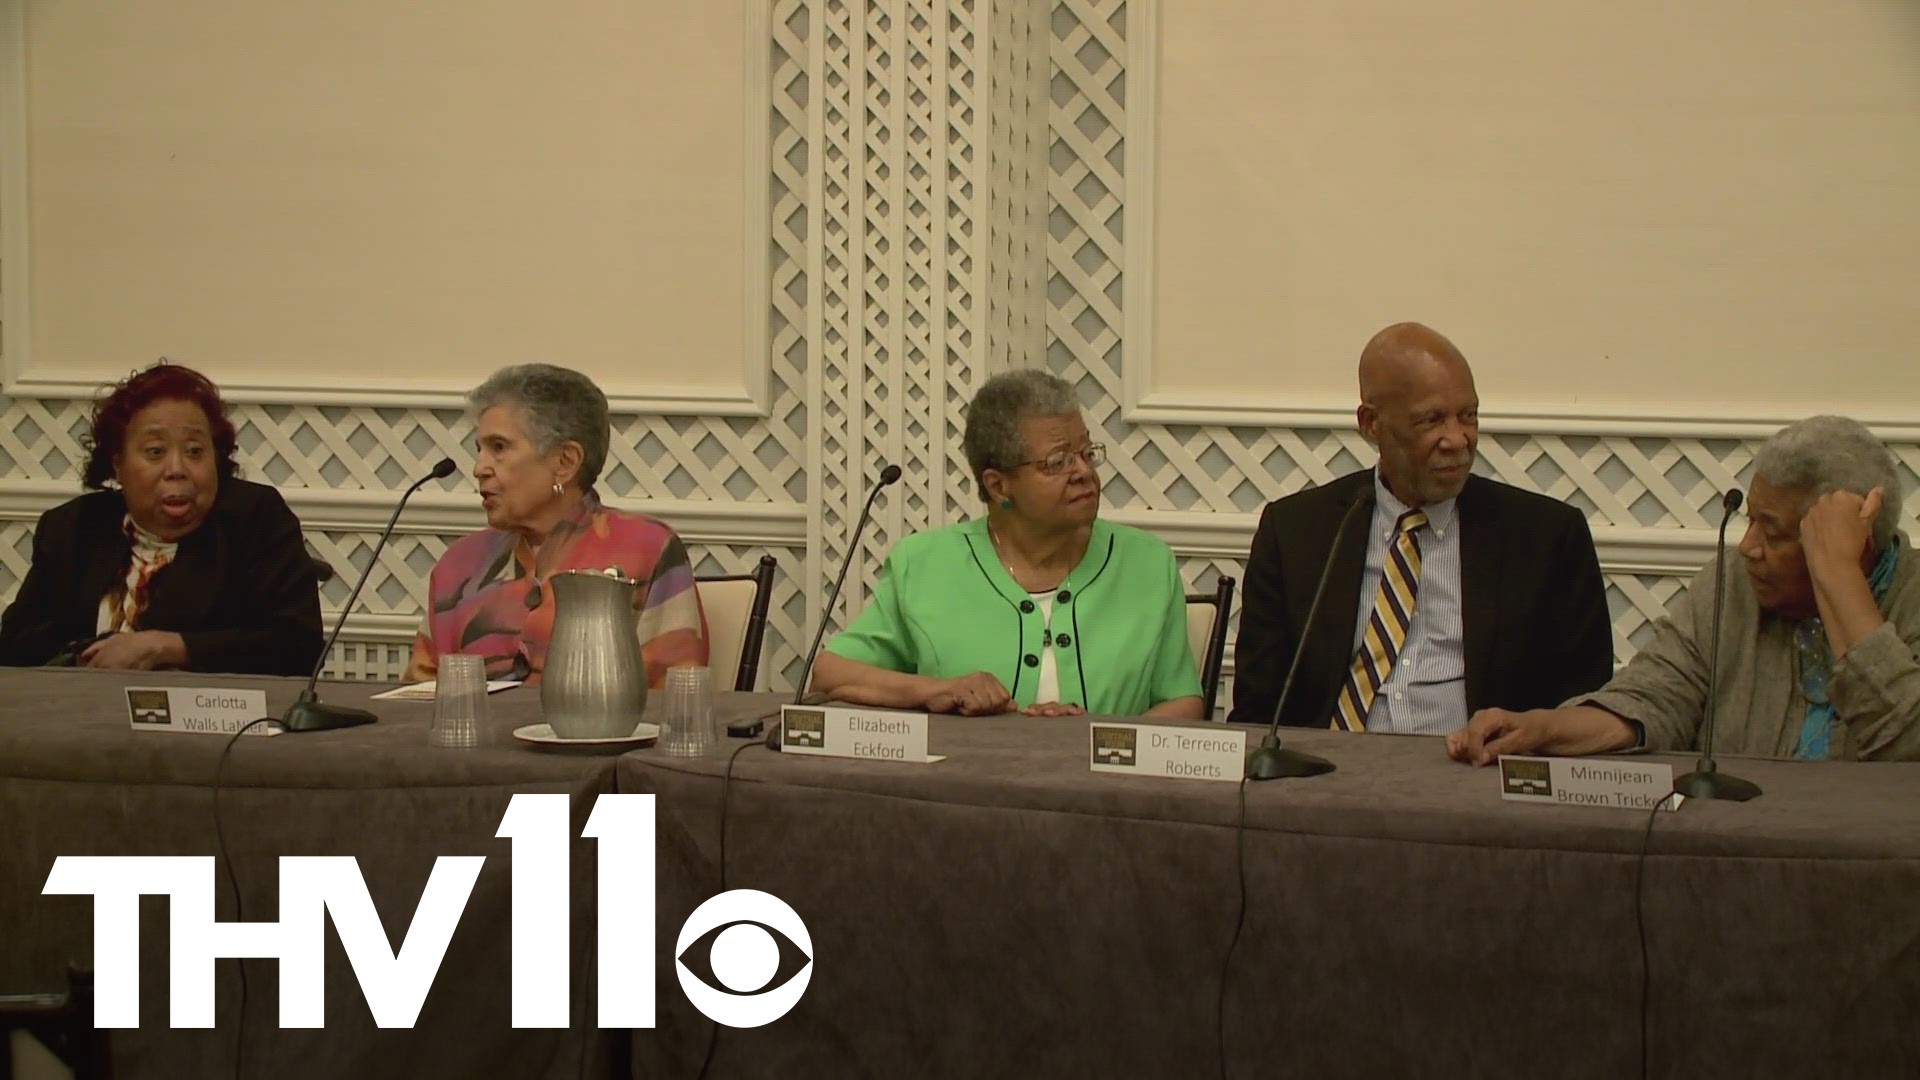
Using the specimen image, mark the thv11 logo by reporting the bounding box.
[42,794,812,1029]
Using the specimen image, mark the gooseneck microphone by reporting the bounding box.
[727,464,902,744]
[1673,487,1761,801]
[1244,489,1374,780]
[280,457,458,733]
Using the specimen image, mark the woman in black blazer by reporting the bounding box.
[0,362,323,676]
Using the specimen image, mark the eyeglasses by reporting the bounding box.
[1011,444,1106,476]
[1794,618,1831,707]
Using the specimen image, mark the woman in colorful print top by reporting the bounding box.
[407,365,707,686]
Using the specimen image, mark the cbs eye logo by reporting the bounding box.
[674,889,815,1027]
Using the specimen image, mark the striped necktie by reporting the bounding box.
[1331,508,1429,732]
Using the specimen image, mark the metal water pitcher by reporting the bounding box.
[541,568,647,739]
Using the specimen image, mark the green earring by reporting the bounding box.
[998,497,1014,510]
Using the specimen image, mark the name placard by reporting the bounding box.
[779,705,943,763]
[1089,722,1246,782]
[1498,756,1682,811]
[125,687,279,737]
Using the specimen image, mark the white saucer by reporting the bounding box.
[512,722,659,752]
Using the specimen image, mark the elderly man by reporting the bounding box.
[1230,322,1613,733]
[1450,415,1919,764]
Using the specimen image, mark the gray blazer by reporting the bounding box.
[1581,536,1920,761]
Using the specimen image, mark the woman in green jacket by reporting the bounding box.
[812,371,1204,719]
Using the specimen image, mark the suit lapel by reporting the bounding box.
[74,499,131,637]
[1307,473,1372,724]
[145,512,221,633]
[1456,477,1501,711]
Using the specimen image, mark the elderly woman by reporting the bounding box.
[406,364,708,686]
[1449,415,1918,764]
[812,370,1203,718]
[0,362,324,674]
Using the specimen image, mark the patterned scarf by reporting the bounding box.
[1792,542,1899,760]
[102,517,178,634]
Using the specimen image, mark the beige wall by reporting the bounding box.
[1142,0,1920,424]
[14,0,760,410]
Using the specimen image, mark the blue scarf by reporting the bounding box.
[1793,543,1900,760]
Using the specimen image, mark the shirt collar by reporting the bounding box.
[1372,469,1457,539]
[122,514,180,555]
[511,488,604,574]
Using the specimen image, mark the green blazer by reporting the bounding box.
[825,518,1202,715]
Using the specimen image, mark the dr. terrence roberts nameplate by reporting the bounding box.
[779,705,943,763]
[1497,755,1681,811]
[125,687,278,736]
[1089,723,1245,782]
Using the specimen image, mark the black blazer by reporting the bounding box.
[0,479,324,676]
[1228,470,1613,729]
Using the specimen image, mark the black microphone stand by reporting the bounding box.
[1673,488,1761,801]
[281,458,457,732]
[727,464,902,744]
[1245,493,1373,780]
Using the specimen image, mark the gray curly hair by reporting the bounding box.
[469,364,611,490]
[961,370,1081,500]
[1753,415,1906,550]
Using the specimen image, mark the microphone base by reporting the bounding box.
[1245,739,1336,781]
[282,699,378,733]
[1673,768,1761,802]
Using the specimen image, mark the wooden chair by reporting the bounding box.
[1,965,110,1080]
[696,555,779,692]
[1184,576,1236,721]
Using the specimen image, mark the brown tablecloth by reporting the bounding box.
[8,671,1920,1079]
[0,668,776,1080]
[620,715,1920,1080]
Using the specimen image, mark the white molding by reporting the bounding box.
[1103,507,1715,578]
[1119,390,1920,442]
[0,0,27,391]
[0,376,773,416]
[0,479,808,547]
[326,611,420,646]
[1113,0,1920,445]
[0,478,1710,574]
[0,0,773,419]
[1118,0,1158,430]
[738,0,774,418]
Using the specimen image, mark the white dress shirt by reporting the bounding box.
[1346,471,1467,735]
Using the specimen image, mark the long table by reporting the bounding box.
[6,669,1920,1079]
[0,668,647,1080]
[621,717,1920,1080]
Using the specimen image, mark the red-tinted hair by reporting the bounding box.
[82,361,241,489]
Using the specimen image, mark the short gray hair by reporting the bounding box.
[469,364,611,490]
[1753,415,1906,550]
[962,370,1079,499]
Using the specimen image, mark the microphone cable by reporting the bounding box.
[694,735,765,1080]
[1632,786,1680,1080]
[211,716,275,1080]
[1216,777,1251,1080]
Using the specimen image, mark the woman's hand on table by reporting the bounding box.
[924,672,1013,716]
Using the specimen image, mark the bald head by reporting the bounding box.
[1358,322,1472,410]
[1355,322,1480,507]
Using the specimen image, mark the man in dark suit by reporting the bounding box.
[1229,323,1612,733]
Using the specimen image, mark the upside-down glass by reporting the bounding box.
[430,654,487,749]
[659,665,715,757]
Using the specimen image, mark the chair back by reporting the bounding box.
[1184,575,1236,720]
[696,555,779,691]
